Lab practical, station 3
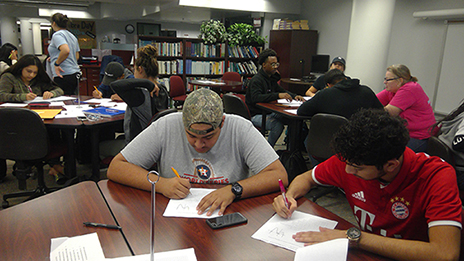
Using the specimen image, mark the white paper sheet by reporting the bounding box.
[85,98,112,104]
[55,104,91,118]
[277,99,303,106]
[0,103,27,107]
[105,248,197,261]
[251,211,338,252]
[163,188,220,218]
[99,102,127,111]
[294,238,348,261]
[26,96,76,103]
[50,232,105,261]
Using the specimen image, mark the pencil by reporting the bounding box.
[93,86,102,96]
[171,166,191,195]
[171,166,181,178]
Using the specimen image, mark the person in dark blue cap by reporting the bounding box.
[305,56,346,97]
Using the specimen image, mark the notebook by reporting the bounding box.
[83,106,125,118]
[31,109,63,119]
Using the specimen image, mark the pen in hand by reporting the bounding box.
[278,179,290,209]
[83,222,121,230]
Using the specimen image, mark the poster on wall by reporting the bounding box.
[68,20,96,49]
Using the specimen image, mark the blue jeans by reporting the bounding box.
[407,138,428,153]
[252,113,287,147]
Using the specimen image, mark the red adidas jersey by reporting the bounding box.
[313,147,462,241]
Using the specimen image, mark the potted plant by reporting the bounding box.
[199,20,228,44]
[227,23,266,46]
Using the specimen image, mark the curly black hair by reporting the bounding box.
[331,109,409,170]
[258,48,277,65]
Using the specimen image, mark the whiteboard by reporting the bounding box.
[435,22,464,114]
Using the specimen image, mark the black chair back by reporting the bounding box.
[149,108,178,125]
[0,108,48,161]
[306,113,349,161]
[426,136,456,168]
[223,93,251,120]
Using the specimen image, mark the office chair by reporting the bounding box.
[221,72,243,93]
[169,75,187,108]
[305,113,349,202]
[148,108,178,125]
[223,93,252,121]
[426,136,456,168]
[0,108,66,208]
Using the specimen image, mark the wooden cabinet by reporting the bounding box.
[79,65,101,96]
[269,30,318,79]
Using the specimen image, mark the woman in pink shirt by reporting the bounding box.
[377,64,435,152]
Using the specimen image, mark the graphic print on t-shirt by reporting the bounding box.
[182,158,228,184]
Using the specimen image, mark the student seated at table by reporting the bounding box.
[245,48,305,148]
[108,88,288,216]
[0,54,66,182]
[0,54,63,102]
[92,61,134,101]
[305,56,346,97]
[297,69,383,118]
[273,109,462,261]
[377,64,436,153]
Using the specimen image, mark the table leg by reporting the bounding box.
[90,128,101,181]
[61,129,77,178]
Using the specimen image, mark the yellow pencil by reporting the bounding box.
[93,86,102,96]
[171,166,181,178]
[171,166,191,194]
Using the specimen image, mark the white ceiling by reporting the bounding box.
[0,0,301,24]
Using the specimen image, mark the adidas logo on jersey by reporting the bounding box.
[352,191,366,202]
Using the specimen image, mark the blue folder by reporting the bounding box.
[83,106,125,117]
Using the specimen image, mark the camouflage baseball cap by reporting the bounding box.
[182,88,223,135]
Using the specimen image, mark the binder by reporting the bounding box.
[83,107,125,118]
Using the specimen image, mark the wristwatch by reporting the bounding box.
[346,227,362,245]
[231,182,243,200]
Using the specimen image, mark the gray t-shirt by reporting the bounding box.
[121,113,279,184]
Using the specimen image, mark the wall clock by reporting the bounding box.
[125,24,135,34]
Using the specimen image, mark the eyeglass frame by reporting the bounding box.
[384,77,399,82]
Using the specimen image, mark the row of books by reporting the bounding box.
[227,61,258,75]
[272,19,309,30]
[228,45,261,58]
[185,42,227,58]
[157,60,182,75]
[185,60,226,75]
[138,40,183,56]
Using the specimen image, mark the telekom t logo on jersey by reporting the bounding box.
[354,206,388,237]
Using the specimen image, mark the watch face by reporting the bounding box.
[125,24,135,34]
[347,227,361,239]
[232,182,242,197]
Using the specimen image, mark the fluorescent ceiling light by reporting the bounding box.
[413,8,464,20]
[39,8,93,19]
[178,0,300,14]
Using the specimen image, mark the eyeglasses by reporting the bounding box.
[384,77,399,82]
[269,62,280,68]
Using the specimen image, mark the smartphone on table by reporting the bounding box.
[206,212,247,229]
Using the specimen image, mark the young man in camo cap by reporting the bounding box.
[108,88,288,216]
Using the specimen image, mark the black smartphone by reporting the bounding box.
[206,212,247,229]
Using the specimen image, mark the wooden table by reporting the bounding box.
[0,181,132,260]
[280,77,314,96]
[43,96,124,180]
[188,79,243,94]
[98,179,391,261]
[256,102,309,153]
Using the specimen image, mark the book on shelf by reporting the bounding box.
[83,107,125,117]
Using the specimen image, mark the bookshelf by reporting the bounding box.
[138,35,263,92]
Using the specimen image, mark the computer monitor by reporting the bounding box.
[310,55,330,73]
